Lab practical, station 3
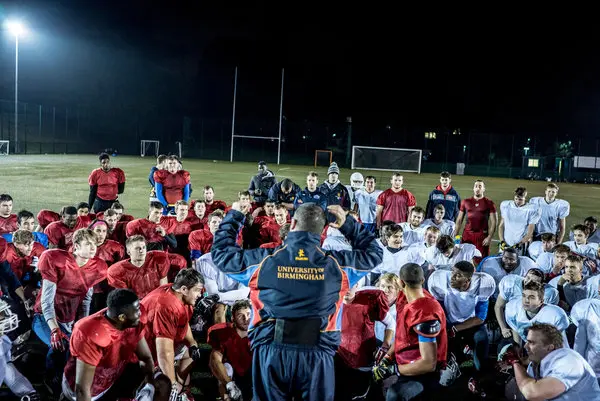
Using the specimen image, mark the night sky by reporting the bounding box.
[1,2,599,141]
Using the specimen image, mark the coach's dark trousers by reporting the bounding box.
[93,198,116,213]
[253,343,334,401]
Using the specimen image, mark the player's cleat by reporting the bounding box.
[439,353,461,387]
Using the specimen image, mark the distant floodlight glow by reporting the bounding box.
[6,20,26,36]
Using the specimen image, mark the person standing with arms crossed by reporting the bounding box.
[212,202,383,401]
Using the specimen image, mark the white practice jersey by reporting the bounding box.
[372,246,426,275]
[408,242,436,261]
[354,189,382,225]
[528,241,544,261]
[548,275,600,307]
[571,298,600,378]
[424,243,481,271]
[399,223,427,246]
[571,229,600,245]
[498,274,559,305]
[526,348,600,401]
[194,253,248,305]
[478,255,537,297]
[505,300,569,345]
[422,218,455,236]
[322,226,352,251]
[528,197,570,236]
[428,270,495,324]
[563,241,599,259]
[0,335,11,388]
[500,201,541,246]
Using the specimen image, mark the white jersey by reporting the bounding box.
[375,302,397,343]
[354,189,382,224]
[408,242,436,261]
[500,201,542,246]
[498,274,559,305]
[322,226,352,251]
[571,299,600,378]
[527,241,544,261]
[424,243,481,271]
[428,270,495,324]
[194,253,249,305]
[535,251,555,274]
[422,218,455,236]
[548,275,600,306]
[399,223,427,246]
[505,300,569,345]
[563,241,598,259]
[571,229,600,245]
[0,335,10,389]
[478,255,536,297]
[528,197,570,236]
[372,246,426,275]
[526,348,600,401]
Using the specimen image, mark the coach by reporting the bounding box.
[212,202,383,401]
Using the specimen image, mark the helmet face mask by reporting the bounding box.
[0,299,19,335]
[350,172,364,190]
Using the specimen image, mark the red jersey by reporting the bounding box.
[208,323,252,377]
[107,251,170,299]
[394,291,447,367]
[260,241,281,249]
[96,211,134,223]
[160,216,193,236]
[377,189,416,223]
[88,167,126,201]
[0,236,6,261]
[460,197,496,233]
[141,284,193,360]
[96,240,125,266]
[34,250,108,323]
[64,309,145,397]
[44,216,92,250]
[37,210,61,230]
[0,214,18,235]
[153,170,191,205]
[258,220,282,245]
[126,218,177,244]
[188,229,213,255]
[184,214,206,232]
[338,289,389,369]
[166,253,187,282]
[108,221,128,245]
[204,200,227,215]
[5,242,45,280]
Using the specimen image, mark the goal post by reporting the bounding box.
[141,140,160,157]
[314,149,332,167]
[351,146,422,173]
[0,141,9,155]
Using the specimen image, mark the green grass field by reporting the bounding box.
[0,154,598,236]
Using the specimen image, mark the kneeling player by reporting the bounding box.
[62,289,157,401]
[373,263,448,401]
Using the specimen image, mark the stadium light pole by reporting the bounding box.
[6,21,25,154]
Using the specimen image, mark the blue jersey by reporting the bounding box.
[211,210,383,354]
[293,188,327,211]
[2,231,48,248]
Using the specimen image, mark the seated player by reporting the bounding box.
[161,200,193,261]
[563,223,598,259]
[502,323,600,399]
[185,199,207,231]
[549,254,599,312]
[527,232,556,262]
[267,178,301,216]
[208,299,253,401]
[141,269,205,401]
[422,204,456,236]
[62,289,157,401]
[32,228,108,393]
[0,194,17,235]
[203,186,228,215]
[2,210,49,248]
[571,298,600,379]
[154,155,190,215]
[45,206,91,250]
[0,297,41,400]
[188,210,224,261]
[96,201,135,222]
[399,206,428,246]
[3,229,45,303]
[107,235,170,299]
[536,244,570,278]
[478,247,537,297]
[260,223,290,249]
[36,208,61,232]
[425,234,481,271]
[126,202,177,251]
[370,224,426,278]
[373,263,448,400]
[256,204,288,246]
[101,208,127,245]
[88,152,126,213]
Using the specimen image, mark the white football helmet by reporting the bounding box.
[350,172,364,190]
[0,298,19,334]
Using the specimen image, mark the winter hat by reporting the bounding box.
[327,162,340,175]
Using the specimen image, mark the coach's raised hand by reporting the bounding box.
[231,201,251,215]
[327,205,347,229]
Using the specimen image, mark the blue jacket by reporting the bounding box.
[318,182,351,209]
[211,210,383,354]
[268,183,301,205]
[425,185,461,221]
[293,188,327,211]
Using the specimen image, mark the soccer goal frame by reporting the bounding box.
[314,149,332,167]
[0,140,9,156]
[351,145,422,173]
[141,140,160,157]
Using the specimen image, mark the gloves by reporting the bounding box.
[189,344,203,363]
[447,325,458,339]
[226,381,243,401]
[499,241,508,252]
[372,355,397,382]
[169,382,182,401]
[194,294,220,317]
[373,346,389,365]
[50,328,68,352]
[498,343,520,365]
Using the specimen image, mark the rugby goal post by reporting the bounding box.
[141,140,160,157]
[0,141,9,155]
[351,146,422,173]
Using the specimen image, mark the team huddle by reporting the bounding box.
[0,152,599,401]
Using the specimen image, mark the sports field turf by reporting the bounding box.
[0,154,597,237]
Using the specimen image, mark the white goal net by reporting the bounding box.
[0,141,9,156]
[351,146,422,173]
[141,140,160,157]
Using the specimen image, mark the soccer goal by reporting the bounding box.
[351,146,422,173]
[0,141,9,156]
[141,140,160,157]
[314,149,332,167]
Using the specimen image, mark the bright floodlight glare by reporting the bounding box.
[6,20,25,36]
